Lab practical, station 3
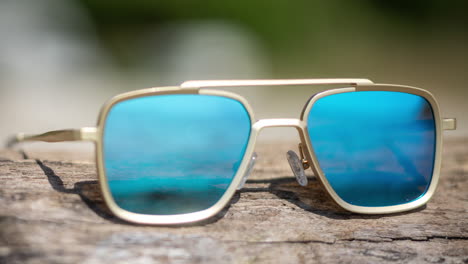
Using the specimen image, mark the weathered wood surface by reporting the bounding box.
[0,139,467,264]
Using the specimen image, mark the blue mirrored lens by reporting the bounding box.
[103,94,251,215]
[307,91,436,207]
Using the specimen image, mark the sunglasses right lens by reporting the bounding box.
[102,94,251,215]
[306,91,436,207]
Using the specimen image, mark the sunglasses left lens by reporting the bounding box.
[306,91,436,207]
[102,94,251,215]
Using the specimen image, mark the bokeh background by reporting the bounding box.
[1,0,466,150]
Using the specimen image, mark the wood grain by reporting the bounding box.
[0,139,467,264]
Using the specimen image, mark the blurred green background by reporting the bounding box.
[78,0,468,77]
[0,0,466,144]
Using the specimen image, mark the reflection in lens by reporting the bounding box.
[103,94,251,215]
[307,91,436,207]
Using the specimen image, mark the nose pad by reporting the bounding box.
[237,152,258,190]
[286,150,308,186]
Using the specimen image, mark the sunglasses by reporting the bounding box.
[10,79,457,225]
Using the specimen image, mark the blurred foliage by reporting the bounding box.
[77,0,468,75]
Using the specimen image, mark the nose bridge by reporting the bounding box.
[251,118,314,188]
[252,118,305,132]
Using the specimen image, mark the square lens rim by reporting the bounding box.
[95,87,257,225]
[301,84,443,214]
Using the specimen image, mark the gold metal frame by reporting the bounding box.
[10,79,457,225]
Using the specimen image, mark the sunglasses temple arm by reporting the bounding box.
[6,127,98,148]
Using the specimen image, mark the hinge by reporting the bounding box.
[80,127,98,142]
[442,118,457,130]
